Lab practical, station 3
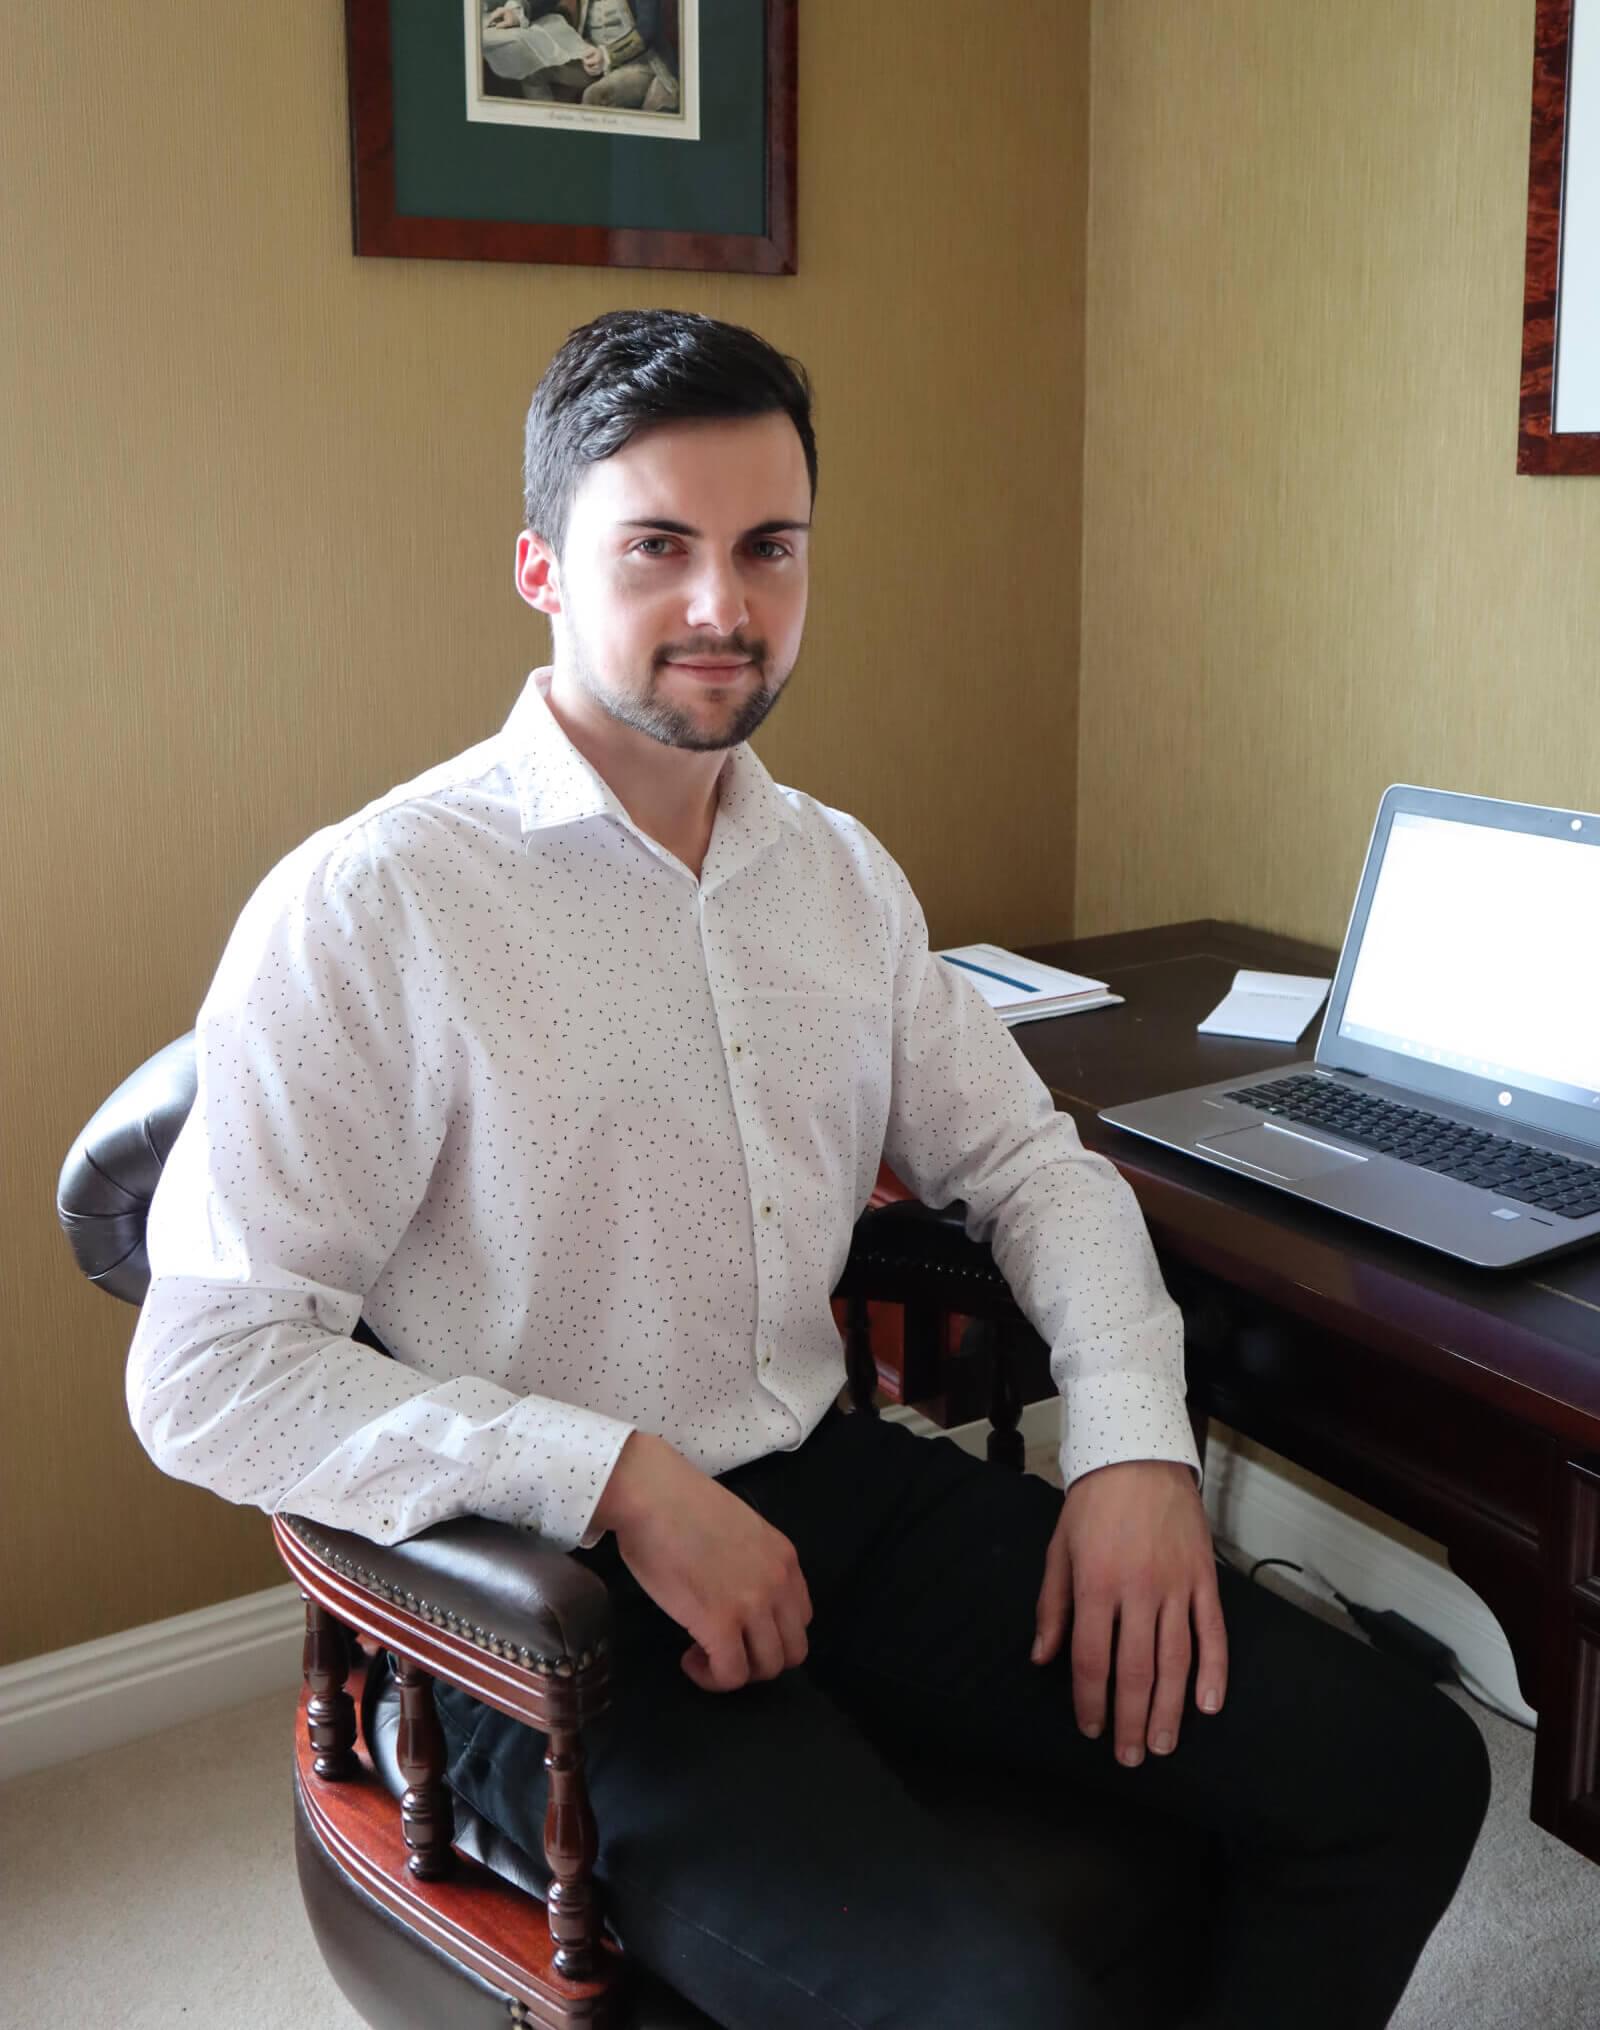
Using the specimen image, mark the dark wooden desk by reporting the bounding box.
[1015,920,1600,1864]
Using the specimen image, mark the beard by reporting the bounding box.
[566,625,790,753]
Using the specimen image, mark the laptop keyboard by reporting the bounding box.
[1223,1074,1600,1220]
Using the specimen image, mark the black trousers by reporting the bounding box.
[435,1408,1490,2030]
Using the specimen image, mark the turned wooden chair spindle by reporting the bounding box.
[303,1599,358,1782]
[544,1729,603,1981]
[392,1656,455,1881]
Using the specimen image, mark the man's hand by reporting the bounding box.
[1032,1459,1227,1765]
[592,1432,812,1692]
[581,44,607,75]
[485,4,523,27]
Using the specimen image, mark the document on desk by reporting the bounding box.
[937,944,1124,1026]
[1197,969,1331,1043]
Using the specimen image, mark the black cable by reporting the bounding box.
[1242,1550,1536,1729]
[1246,1555,1304,1584]
[1339,1598,1457,1680]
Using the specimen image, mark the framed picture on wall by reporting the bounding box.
[1520,0,1600,471]
[344,0,796,274]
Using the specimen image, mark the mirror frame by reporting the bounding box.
[1520,0,1600,472]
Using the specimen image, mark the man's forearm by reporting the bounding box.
[598,26,646,66]
[591,1427,671,1533]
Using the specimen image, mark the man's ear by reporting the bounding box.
[515,530,563,617]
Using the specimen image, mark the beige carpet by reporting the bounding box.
[0,1636,1593,2028]
[0,1682,362,2030]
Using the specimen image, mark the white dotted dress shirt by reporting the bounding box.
[129,670,1199,1551]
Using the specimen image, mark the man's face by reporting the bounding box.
[533,410,812,753]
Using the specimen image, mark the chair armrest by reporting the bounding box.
[275,1512,612,1729]
[834,1199,1028,1324]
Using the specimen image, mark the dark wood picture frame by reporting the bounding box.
[1520,0,1600,472]
[344,0,796,275]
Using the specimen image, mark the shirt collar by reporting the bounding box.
[501,668,628,835]
[499,668,802,877]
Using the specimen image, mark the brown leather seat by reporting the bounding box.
[59,1034,1208,2029]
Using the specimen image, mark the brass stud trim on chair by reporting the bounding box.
[852,1245,1007,1286]
[284,1521,609,1676]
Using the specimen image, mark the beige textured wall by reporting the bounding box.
[1,6,1088,1660]
[1078,0,1600,945]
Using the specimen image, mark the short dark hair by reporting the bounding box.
[523,309,817,553]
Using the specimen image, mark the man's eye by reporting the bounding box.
[751,540,789,560]
[632,537,676,557]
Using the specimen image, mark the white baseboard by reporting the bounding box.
[899,1397,1535,1726]
[0,1582,305,1783]
[1,1405,1534,1784]
[1198,1421,1535,1723]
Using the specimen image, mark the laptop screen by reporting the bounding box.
[1337,810,1600,1110]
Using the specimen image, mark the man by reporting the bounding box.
[128,311,1488,2029]
[570,0,679,113]
[482,2,594,103]
[483,0,678,111]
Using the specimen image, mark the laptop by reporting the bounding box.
[1099,785,1600,1269]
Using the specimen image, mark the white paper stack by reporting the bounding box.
[936,943,1123,1026]
[1197,969,1332,1043]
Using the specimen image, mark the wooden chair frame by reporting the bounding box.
[275,1201,1047,2027]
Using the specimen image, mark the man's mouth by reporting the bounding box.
[664,657,755,679]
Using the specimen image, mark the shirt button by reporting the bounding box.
[759,1201,774,1220]
[730,1040,744,1058]
[760,1345,773,1367]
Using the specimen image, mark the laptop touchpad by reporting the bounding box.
[1197,1123,1367,1182]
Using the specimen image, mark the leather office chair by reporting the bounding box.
[58,1035,1209,2030]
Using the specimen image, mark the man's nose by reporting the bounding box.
[683,559,750,636]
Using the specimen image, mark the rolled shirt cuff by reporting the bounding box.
[1057,1369,1203,1494]
[474,1395,637,1551]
